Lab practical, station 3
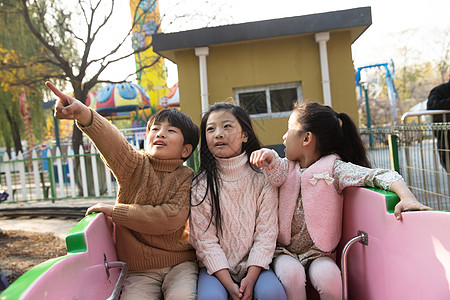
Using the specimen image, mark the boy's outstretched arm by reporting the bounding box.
[45,81,92,126]
[391,181,432,220]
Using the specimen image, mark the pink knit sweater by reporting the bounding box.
[190,152,278,282]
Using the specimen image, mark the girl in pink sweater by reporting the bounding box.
[190,103,287,300]
[250,102,431,300]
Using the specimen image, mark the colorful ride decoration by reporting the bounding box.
[85,82,152,118]
[159,82,180,108]
[129,0,170,108]
[129,82,180,138]
[130,106,159,128]
[19,88,34,168]
[85,90,97,110]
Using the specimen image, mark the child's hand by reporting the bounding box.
[45,81,92,125]
[394,195,432,220]
[390,181,432,220]
[86,203,114,217]
[214,269,242,299]
[239,276,256,300]
[227,283,242,300]
[238,266,261,300]
[250,148,276,170]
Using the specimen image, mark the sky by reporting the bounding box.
[100,0,450,86]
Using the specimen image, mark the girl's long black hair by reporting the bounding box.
[294,102,371,167]
[192,103,262,234]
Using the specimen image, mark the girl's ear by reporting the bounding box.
[303,132,313,145]
[242,132,248,143]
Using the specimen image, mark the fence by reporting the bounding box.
[0,144,117,203]
[360,110,449,210]
[0,126,151,203]
[1,111,449,210]
[0,136,198,204]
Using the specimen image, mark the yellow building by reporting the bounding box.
[153,7,371,149]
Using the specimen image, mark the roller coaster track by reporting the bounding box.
[0,207,86,220]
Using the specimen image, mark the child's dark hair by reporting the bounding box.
[193,102,262,233]
[293,102,371,167]
[146,108,199,160]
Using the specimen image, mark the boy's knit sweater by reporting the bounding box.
[78,109,196,271]
[190,152,278,282]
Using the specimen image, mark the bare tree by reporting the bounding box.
[0,0,167,153]
[435,28,450,83]
[0,1,56,156]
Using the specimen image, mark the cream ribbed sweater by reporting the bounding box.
[190,152,278,282]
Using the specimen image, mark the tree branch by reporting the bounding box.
[20,0,75,80]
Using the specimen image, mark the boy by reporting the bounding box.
[46,82,199,299]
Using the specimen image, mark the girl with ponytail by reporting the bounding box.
[250,101,430,300]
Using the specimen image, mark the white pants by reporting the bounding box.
[272,254,342,300]
[120,260,198,300]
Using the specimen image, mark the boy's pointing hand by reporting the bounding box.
[45,81,92,126]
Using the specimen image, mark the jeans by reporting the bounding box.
[197,267,287,300]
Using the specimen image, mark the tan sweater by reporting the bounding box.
[78,109,196,271]
[190,152,278,281]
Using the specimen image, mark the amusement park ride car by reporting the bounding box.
[1,187,450,299]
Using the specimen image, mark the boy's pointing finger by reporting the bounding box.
[45,81,70,105]
[45,81,61,96]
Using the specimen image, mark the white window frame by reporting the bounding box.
[233,82,302,119]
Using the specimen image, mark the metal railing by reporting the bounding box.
[360,110,450,210]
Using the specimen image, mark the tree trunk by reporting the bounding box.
[5,138,12,159]
[71,80,87,155]
[4,108,23,155]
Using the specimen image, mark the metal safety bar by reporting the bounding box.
[401,110,449,123]
[104,253,128,300]
[341,231,369,300]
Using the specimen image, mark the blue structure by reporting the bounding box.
[38,143,51,171]
[355,60,400,124]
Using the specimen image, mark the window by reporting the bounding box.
[233,82,302,119]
